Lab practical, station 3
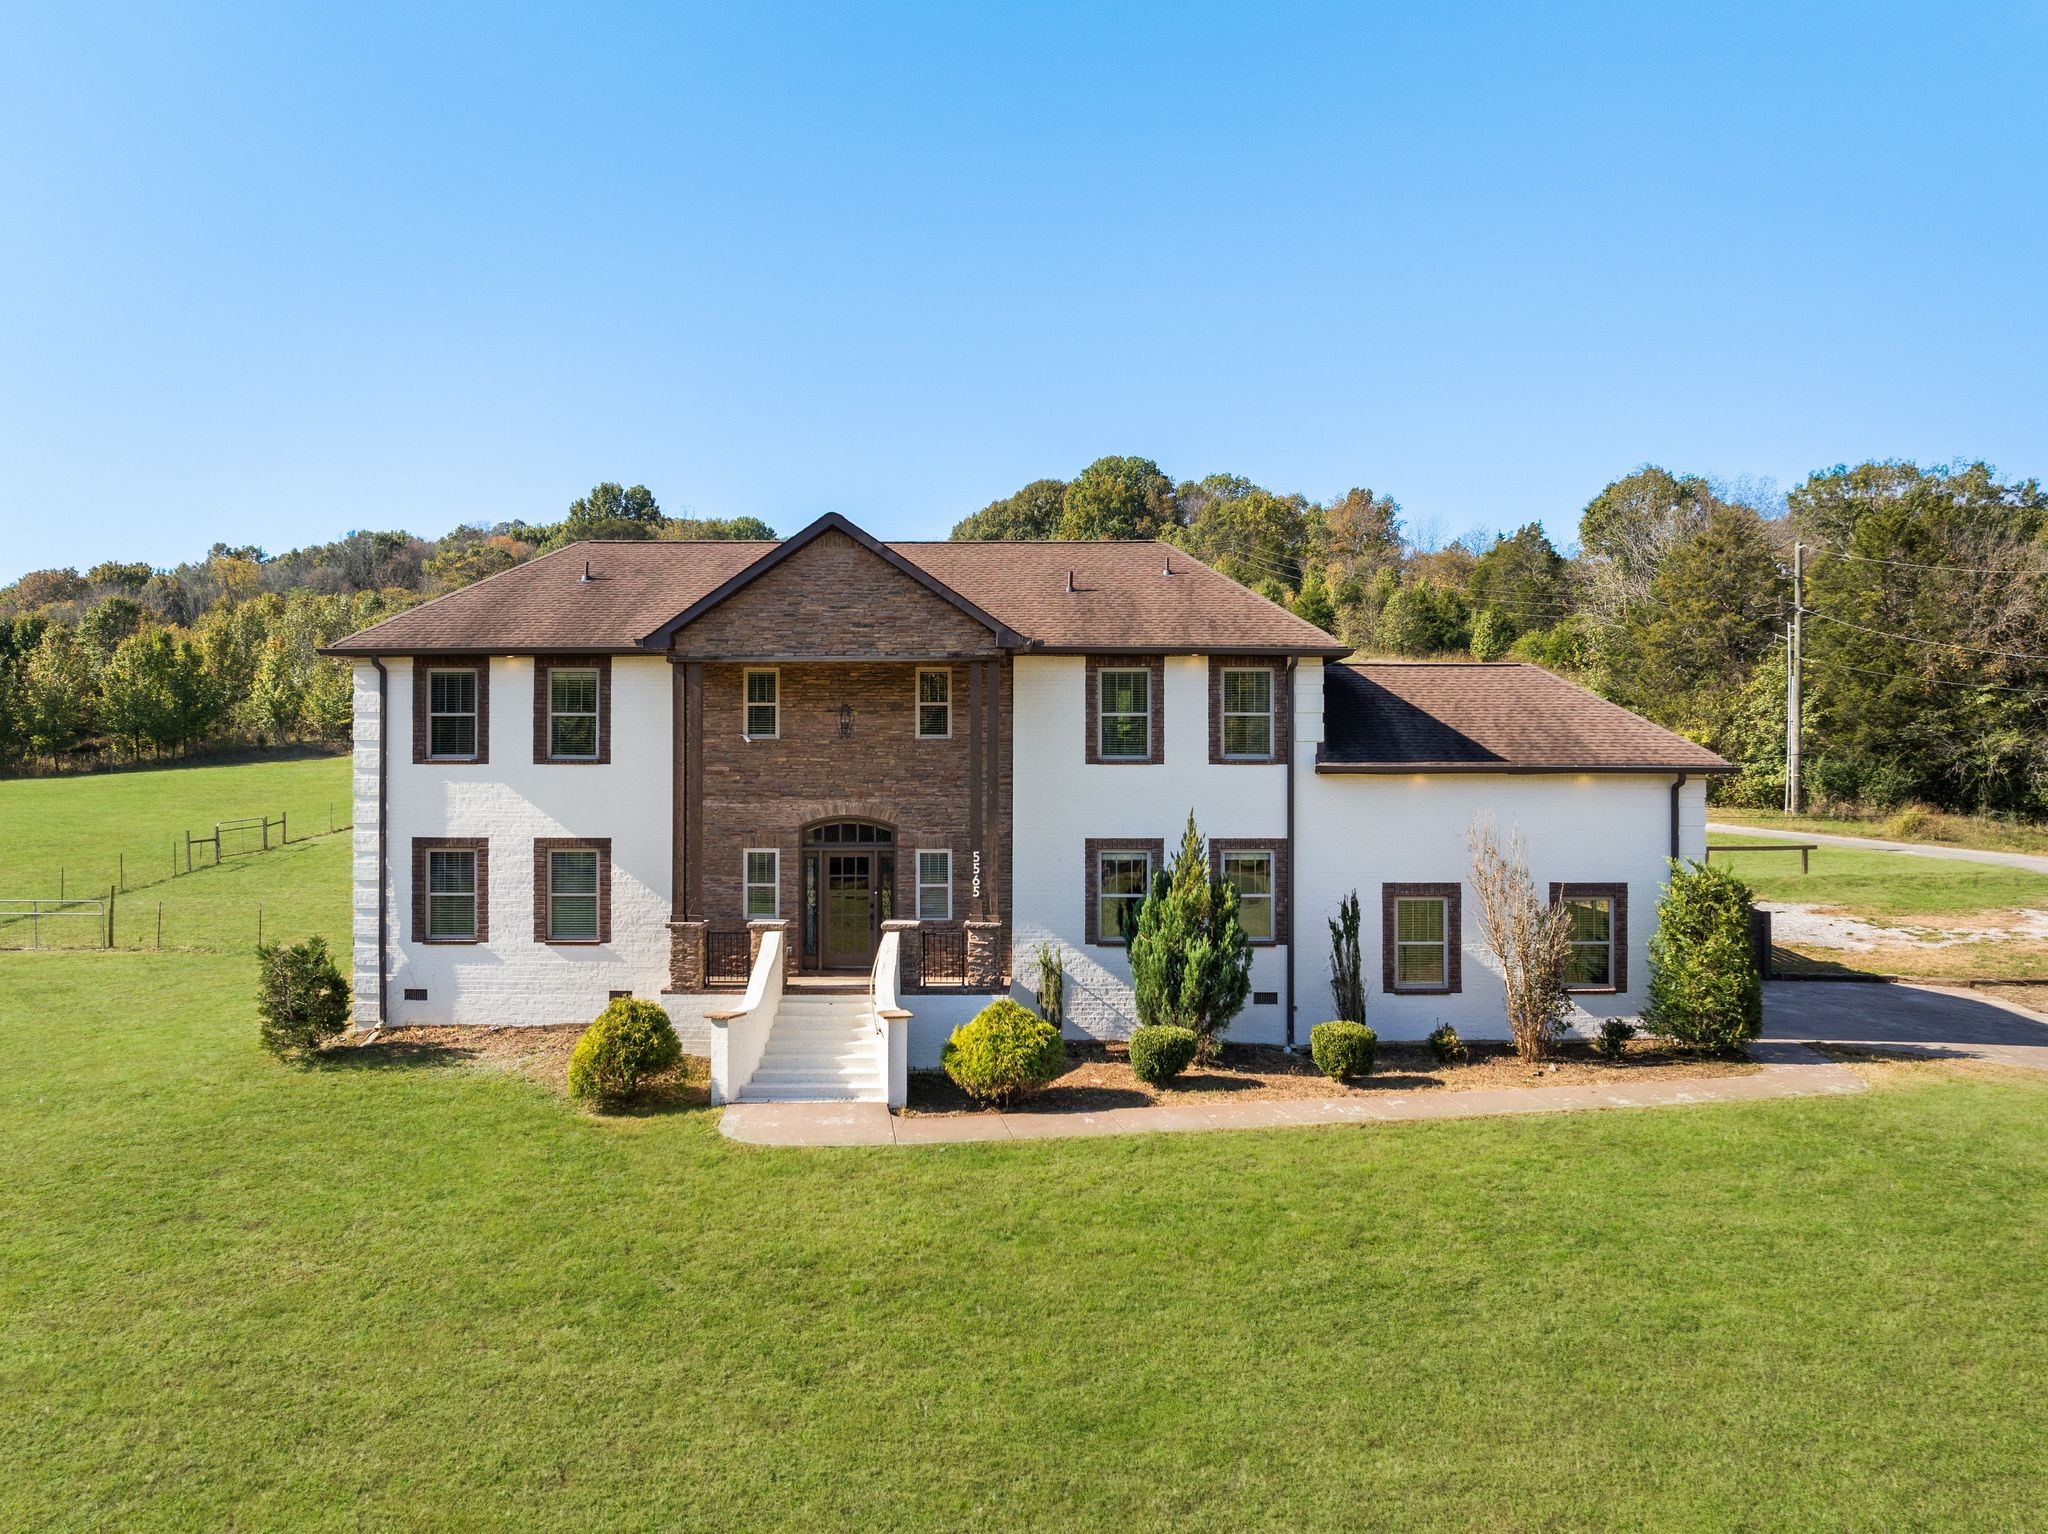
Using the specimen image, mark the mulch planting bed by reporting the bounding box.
[906,1037,1760,1115]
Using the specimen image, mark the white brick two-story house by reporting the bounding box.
[328,513,1729,1103]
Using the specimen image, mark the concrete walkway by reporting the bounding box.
[1710,821,2048,875]
[1763,978,2048,1071]
[718,1044,1864,1147]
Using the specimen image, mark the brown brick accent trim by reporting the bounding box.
[1084,837,1165,945]
[532,656,612,764]
[534,837,613,944]
[1084,655,1165,764]
[411,837,489,943]
[411,658,490,765]
[1381,882,1460,994]
[1211,837,1289,946]
[1207,657,1290,765]
[1550,881,1628,992]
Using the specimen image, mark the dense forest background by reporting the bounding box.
[3,459,2044,819]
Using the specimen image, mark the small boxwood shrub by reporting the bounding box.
[1310,1020,1377,1081]
[941,998,1064,1105]
[1596,1017,1637,1061]
[568,997,682,1106]
[1426,1023,1467,1065]
[256,936,352,1058]
[1128,1024,1198,1084]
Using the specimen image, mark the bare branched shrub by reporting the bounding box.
[1466,817,1572,1062]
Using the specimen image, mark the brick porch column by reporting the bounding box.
[667,918,707,992]
[748,919,793,976]
[964,919,1005,992]
[882,918,920,994]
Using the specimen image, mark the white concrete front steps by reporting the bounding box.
[739,993,885,1102]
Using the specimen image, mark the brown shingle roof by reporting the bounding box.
[326,517,1347,657]
[1320,662,1733,774]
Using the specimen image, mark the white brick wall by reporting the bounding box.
[1293,768,1706,1040]
[1009,654,1295,1045]
[354,656,675,1028]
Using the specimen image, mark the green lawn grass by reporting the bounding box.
[3,756,2046,1529]
[1712,803,2048,857]
[1705,832,2048,920]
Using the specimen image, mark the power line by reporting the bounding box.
[1815,545,2043,577]
[1806,608,2048,664]
[1797,650,2048,701]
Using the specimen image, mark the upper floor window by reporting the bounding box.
[744,670,779,739]
[427,848,478,939]
[1221,668,1273,759]
[1098,669,1150,760]
[916,668,951,738]
[548,668,599,759]
[427,669,478,759]
[1220,850,1274,941]
[916,849,952,919]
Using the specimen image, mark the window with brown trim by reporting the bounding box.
[412,659,489,764]
[535,838,612,944]
[1212,837,1288,945]
[1083,836,1165,945]
[1208,657,1291,765]
[1381,882,1460,993]
[1084,656,1165,764]
[533,657,611,763]
[1550,882,1628,992]
[412,837,489,943]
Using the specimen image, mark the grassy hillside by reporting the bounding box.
[0,753,350,951]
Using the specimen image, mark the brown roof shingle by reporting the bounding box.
[326,517,1347,657]
[1320,662,1733,774]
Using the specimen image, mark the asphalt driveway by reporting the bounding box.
[1764,980,2048,1071]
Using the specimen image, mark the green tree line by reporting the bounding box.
[0,483,774,773]
[952,456,2048,818]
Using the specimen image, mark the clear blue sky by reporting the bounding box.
[3,1,2043,583]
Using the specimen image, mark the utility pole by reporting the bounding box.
[1785,541,1804,814]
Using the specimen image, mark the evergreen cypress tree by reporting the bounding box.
[1127,811,1253,1062]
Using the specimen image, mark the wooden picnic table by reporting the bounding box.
[1705,842,1816,874]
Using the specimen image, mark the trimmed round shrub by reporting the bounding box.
[1128,1024,1198,1085]
[256,935,352,1058]
[1426,1022,1468,1065]
[568,997,682,1106]
[1311,1020,1377,1081]
[941,998,1064,1105]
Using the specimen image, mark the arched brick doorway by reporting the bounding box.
[798,819,897,970]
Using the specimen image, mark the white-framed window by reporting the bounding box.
[916,668,951,738]
[428,669,478,759]
[1221,850,1274,941]
[1564,895,1615,988]
[744,848,780,918]
[916,849,952,920]
[1096,850,1152,943]
[1393,896,1449,989]
[744,669,779,739]
[427,848,478,939]
[548,848,600,940]
[1098,668,1150,759]
[548,667,599,759]
[1221,667,1274,759]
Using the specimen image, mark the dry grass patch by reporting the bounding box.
[328,1024,711,1111]
[1807,1042,2046,1092]
[907,1037,1759,1114]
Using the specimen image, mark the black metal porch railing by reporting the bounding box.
[706,928,752,987]
[919,925,967,986]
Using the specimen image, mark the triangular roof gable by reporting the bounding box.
[644,512,1024,650]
